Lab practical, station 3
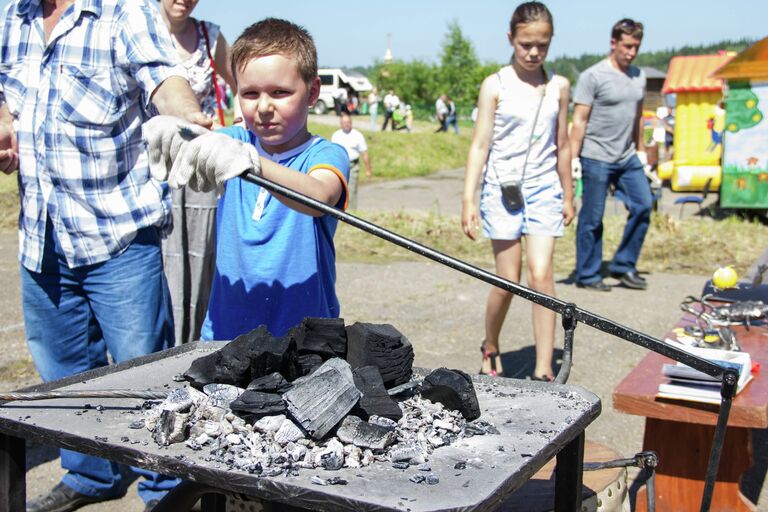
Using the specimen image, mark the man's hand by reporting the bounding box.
[169,131,261,192]
[571,158,582,180]
[184,111,214,130]
[143,115,209,181]
[0,122,18,174]
[636,150,652,174]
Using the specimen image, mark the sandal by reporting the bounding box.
[480,342,504,377]
[530,374,555,382]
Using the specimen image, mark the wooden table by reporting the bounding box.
[613,314,768,511]
[0,342,602,512]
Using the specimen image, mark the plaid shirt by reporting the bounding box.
[0,0,184,272]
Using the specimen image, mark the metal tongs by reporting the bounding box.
[679,296,740,351]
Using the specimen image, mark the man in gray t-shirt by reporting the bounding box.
[570,18,653,292]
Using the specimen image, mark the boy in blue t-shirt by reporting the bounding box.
[154,18,350,339]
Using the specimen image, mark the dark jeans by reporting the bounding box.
[21,222,178,501]
[575,155,653,284]
[381,109,395,131]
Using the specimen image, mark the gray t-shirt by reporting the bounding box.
[573,59,646,163]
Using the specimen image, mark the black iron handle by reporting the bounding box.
[239,170,737,383]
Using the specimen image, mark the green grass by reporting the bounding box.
[336,209,768,278]
[309,121,472,182]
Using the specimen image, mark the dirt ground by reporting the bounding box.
[1,168,764,511]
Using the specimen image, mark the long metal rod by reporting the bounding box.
[700,370,738,511]
[242,170,740,510]
[242,171,733,380]
[0,390,169,402]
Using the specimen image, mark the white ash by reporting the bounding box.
[142,385,497,480]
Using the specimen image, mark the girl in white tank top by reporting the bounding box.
[461,1,574,381]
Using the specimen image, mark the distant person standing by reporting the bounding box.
[462,1,574,381]
[570,18,651,292]
[663,106,675,160]
[381,89,400,131]
[446,96,459,134]
[368,88,381,130]
[435,94,448,132]
[333,113,372,209]
[159,0,238,345]
[333,87,349,116]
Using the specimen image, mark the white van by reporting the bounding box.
[314,68,373,115]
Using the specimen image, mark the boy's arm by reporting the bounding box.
[260,159,345,217]
[361,151,372,178]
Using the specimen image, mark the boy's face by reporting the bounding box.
[237,54,320,154]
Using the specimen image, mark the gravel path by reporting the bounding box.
[1,167,763,511]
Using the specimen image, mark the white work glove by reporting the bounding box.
[636,150,653,174]
[168,131,261,192]
[143,115,209,181]
[571,158,583,180]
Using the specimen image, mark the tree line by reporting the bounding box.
[349,21,754,119]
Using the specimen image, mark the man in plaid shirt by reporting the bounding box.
[0,1,211,510]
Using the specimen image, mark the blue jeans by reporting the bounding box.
[575,155,652,284]
[20,222,178,502]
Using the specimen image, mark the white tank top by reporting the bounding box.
[485,66,561,185]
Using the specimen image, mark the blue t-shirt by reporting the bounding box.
[201,127,350,339]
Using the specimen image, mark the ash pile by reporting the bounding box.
[141,318,498,483]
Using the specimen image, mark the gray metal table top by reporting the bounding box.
[0,342,601,512]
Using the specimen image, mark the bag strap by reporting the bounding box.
[199,21,226,126]
[520,85,546,183]
[490,72,547,185]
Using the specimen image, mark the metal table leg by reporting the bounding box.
[201,492,226,512]
[0,432,25,512]
[554,432,585,512]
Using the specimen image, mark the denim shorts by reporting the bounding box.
[480,172,564,240]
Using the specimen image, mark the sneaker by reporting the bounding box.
[27,482,117,512]
[576,280,612,292]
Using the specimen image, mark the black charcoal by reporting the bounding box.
[345,323,414,387]
[246,373,292,394]
[287,317,347,360]
[297,354,323,376]
[284,359,360,439]
[183,325,299,389]
[229,391,286,423]
[420,368,481,421]
[350,366,403,421]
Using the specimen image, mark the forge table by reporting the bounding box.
[613,315,768,512]
[0,342,601,512]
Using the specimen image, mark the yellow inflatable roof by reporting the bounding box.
[663,54,733,93]
[712,37,768,81]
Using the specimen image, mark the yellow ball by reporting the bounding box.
[712,266,739,289]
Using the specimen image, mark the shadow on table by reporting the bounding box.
[500,345,563,380]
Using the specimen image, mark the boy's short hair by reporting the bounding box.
[230,18,318,84]
[611,18,644,41]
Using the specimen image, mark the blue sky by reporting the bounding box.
[191,0,767,68]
